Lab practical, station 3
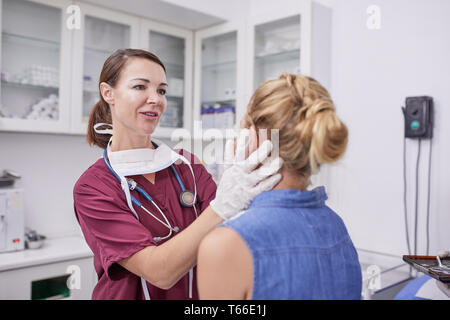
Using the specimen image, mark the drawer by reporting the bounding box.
[0,257,96,299]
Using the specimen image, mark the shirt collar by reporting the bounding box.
[248,187,328,209]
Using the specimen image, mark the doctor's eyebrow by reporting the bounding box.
[130,78,168,86]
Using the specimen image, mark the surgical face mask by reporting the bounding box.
[94,122,182,176]
[107,140,182,176]
[93,122,113,135]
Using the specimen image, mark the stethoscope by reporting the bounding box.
[103,142,197,243]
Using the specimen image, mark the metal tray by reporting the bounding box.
[403,255,450,283]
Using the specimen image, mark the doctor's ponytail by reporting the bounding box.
[87,100,112,149]
[86,49,166,149]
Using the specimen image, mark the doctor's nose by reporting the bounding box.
[146,90,163,105]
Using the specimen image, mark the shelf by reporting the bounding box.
[167,94,183,99]
[165,62,185,71]
[202,60,236,71]
[255,48,300,63]
[83,88,98,94]
[202,97,236,104]
[84,45,113,56]
[0,236,93,272]
[1,80,59,91]
[2,31,60,51]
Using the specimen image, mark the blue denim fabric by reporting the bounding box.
[221,187,362,300]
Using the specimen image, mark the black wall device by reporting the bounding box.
[402,96,433,139]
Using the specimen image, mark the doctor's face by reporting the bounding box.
[103,57,167,137]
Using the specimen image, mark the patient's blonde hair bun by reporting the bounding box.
[244,73,348,176]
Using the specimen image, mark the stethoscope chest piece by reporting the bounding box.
[180,190,196,207]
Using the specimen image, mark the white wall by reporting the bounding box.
[0,132,101,238]
[327,0,450,261]
[0,132,176,239]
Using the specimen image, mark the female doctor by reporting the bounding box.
[73,49,282,300]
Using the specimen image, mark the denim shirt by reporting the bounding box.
[221,187,362,300]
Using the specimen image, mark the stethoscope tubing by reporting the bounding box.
[102,146,193,238]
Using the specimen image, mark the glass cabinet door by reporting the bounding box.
[148,31,185,129]
[253,15,301,90]
[200,31,237,130]
[0,0,64,126]
[81,16,131,123]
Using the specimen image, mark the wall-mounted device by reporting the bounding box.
[402,96,434,139]
[401,96,435,261]
[0,188,25,253]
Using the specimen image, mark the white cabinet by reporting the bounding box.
[0,256,96,299]
[140,19,193,139]
[0,0,72,133]
[251,15,301,90]
[0,0,331,137]
[70,2,140,135]
[194,0,331,133]
[0,236,96,300]
[0,0,194,137]
[244,0,333,187]
[193,22,246,134]
[245,0,331,101]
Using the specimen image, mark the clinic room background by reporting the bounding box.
[0,0,449,300]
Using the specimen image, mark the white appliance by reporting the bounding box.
[0,188,25,253]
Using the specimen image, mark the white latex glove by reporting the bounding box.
[436,249,450,298]
[210,129,283,220]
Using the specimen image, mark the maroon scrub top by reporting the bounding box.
[73,149,217,300]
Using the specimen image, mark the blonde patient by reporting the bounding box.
[197,73,362,300]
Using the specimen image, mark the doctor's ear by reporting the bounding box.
[100,82,114,105]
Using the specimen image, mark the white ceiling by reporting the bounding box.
[79,0,226,30]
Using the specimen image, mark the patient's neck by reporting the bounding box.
[273,170,310,191]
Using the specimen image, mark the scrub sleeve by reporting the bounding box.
[74,176,157,281]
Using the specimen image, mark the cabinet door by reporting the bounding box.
[245,1,312,99]
[0,0,72,133]
[253,15,301,89]
[246,1,333,189]
[194,22,245,136]
[0,257,95,299]
[140,20,193,139]
[70,2,139,135]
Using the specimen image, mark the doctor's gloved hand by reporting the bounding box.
[210,128,283,221]
[436,249,450,298]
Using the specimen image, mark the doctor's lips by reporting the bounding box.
[140,110,160,120]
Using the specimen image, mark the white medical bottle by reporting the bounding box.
[213,103,222,129]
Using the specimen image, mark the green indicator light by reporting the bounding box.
[411,120,420,130]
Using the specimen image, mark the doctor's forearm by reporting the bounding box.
[149,205,223,289]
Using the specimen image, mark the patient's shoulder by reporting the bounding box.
[197,226,253,299]
[200,227,244,260]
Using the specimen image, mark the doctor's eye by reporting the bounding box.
[133,85,146,90]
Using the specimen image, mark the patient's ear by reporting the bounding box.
[239,117,247,129]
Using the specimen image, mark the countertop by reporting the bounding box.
[0,236,93,272]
